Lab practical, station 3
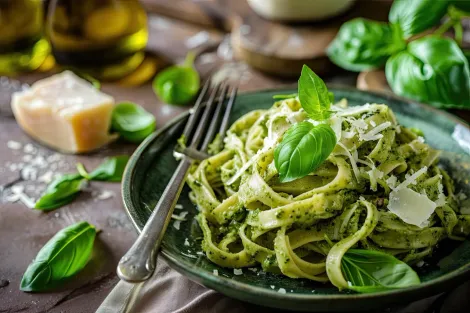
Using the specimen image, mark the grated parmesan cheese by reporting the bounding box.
[395,167,427,190]
[278,288,286,294]
[7,140,22,150]
[360,122,391,142]
[337,142,360,182]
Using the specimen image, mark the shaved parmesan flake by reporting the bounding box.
[370,120,376,127]
[213,269,219,276]
[329,116,342,142]
[335,104,372,117]
[173,220,181,230]
[360,122,391,141]
[337,142,360,182]
[395,167,427,190]
[386,176,398,189]
[342,131,355,139]
[388,187,436,227]
[278,288,287,294]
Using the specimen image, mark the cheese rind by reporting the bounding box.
[12,71,117,153]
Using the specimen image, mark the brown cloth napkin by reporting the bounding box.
[96,257,469,313]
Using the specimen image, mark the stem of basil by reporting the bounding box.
[434,18,457,36]
[454,22,463,46]
[184,51,196,68]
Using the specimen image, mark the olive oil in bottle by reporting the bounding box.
[47,0,148,80]
[0,0,50,74]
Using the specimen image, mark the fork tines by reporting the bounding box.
[181,79,237,158]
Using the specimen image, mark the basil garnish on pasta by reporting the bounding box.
[275,122,336,183]
[275,65,336,182]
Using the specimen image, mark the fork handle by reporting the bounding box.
[117,157,193,282]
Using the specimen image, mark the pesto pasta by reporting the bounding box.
[186,96,470,291]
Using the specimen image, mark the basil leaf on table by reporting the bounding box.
[389,0,449,39]
[77,156,129,182]
[35,174,86,211]
[20,221,96,292]
[327,18,406,72]
[153,51,201,105]
[274,122,336,183]
[111,102,156,143]
[386,36,470,109]
[298,65,331,120]
[341,249,420,293]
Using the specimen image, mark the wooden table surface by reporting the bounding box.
[0,13,362,313]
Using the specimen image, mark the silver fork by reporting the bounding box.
[117,79,237,283]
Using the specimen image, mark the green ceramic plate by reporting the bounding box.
[122,87,470,312]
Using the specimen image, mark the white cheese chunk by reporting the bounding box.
[388,187,436,228]
[12,71,117,153]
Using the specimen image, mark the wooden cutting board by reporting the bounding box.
[141,0,392,77]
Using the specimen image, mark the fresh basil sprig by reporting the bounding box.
[386,36,470,108]
[153,51,201,105]
[327,18,406,72]
[20,221,96,292]
[77,155,129,182]
[328,0,470,109]
[298,65,332,120]
[274,65,337,182]
[111,102,156,143]
[35,174,86,211]
[275,122,336,183]
[342,249,420,293]
[389,0,448,39]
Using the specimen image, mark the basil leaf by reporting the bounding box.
[35,174,85,211]
[298,65,331,120]
[273,93,298,99]
[328,92,335,104]
[20,221,96,292]
[274,122,336,183]
[327,18,406,72]
[111,102,156,143]
[342,249,420,293]
[389,0,448,38]
[153,52,200,105]
[386,36,470,109]
[80,155,129,182]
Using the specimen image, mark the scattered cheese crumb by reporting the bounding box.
[97,190,113,200]
[213,270,219,276]
[233,269,243,275]
[196,251,204,256]
[416,260,425,267]
[7,141,22,150]
[184,238,190,246]
[247,268,258,272]
[270,285,275,289]
[278,288,286,294]
[174,204,183,210]
[173,220,181,230]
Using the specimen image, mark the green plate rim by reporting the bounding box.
[121,86,470,304]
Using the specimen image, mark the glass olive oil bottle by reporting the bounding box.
[47,0,148,80]
[0,0,50,74]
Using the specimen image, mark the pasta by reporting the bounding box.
[186,96,470,290]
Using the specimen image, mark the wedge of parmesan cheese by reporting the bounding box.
[12,71,117,153]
